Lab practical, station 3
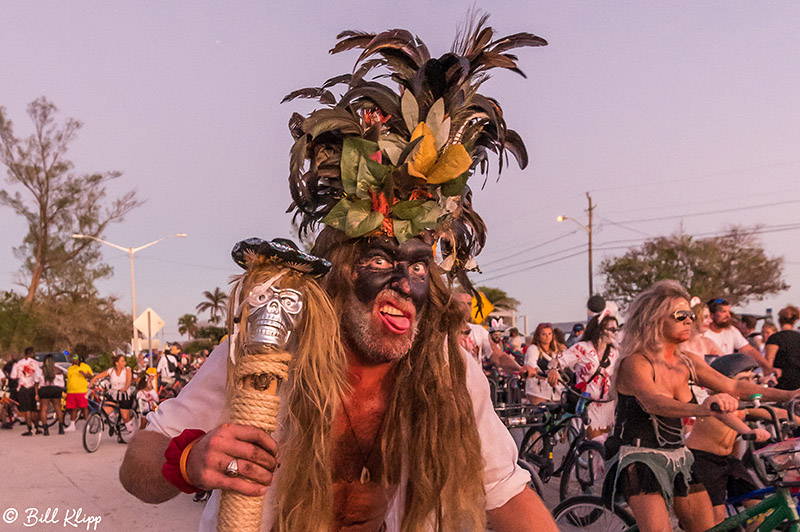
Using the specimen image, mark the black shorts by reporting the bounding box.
[104,391,133,410]
[691,448,758,506]
[17,386,36,412]
[38,386,63,400]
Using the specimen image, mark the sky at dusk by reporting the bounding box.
[2,2,799,343]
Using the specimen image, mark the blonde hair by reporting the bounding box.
[227,260,349,532]
[613,280,695,392]
[231,238,486,531]
[690,302,709,335]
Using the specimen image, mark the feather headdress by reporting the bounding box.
[284,12,546,288]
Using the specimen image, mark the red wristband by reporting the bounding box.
[162,429,206,493]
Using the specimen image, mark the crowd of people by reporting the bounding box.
[0,343,206,437]
[458,288,800,531]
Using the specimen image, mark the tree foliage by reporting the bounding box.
[177,313,199,340]
[196,287,228,325]
[600,228,788,308]
[476,285,520,311]
[0,97,142,305]
[0,291,130,356]
[195,325,227,344]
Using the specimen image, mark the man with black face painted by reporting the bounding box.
[120,18,556,532]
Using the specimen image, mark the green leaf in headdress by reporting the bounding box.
[392,199,426,220]
[440,172,469,196]
[345,200,384,237]
[355,158,393,200]
[414,200,443,229]
[378,134,407,166]
[321,197,385,238]
[393,219,415,243]
[341,137,380,195]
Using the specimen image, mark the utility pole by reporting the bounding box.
[558,193,596,299]
[587,192,595,297]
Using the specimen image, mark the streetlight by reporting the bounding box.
[71,232,187,355]
[557,192,595,298]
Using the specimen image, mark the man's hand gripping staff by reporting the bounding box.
[215,238,331,532]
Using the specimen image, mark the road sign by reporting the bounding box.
[134,308,165,336]
[471,292,494,324]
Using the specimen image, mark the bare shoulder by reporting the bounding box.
[617,353,660,393]
[618,352,651,374]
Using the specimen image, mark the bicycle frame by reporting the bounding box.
[522,407,587,481]
[713,484,800,532]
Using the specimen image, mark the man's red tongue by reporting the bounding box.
[380,312,410,333]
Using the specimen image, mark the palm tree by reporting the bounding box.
[196,288,228,325]
[177,314,198,340]
[477,286,520,311]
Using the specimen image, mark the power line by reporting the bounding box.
[475,249,588,283]
[612,199,800,225]
[479,229,580,267]
[474,223,800,283]
[478,242,589,274]
[597,216,650,237]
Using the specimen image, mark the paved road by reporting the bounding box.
[0,421,203,532]
[0,422,568,532]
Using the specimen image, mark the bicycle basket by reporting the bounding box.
[754,437,800,477]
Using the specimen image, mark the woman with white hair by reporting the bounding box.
[609,280,800,532]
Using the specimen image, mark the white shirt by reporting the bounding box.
[157,354,178,380]
[467,323,494,363]
[37,370,65,388]
[524,345,562,401]
[108,367,131,392]
[10,358,42,390]
[703,326,749,354]
[147,340,529,531]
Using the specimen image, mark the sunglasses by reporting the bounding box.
[672,310,696,322]
[604,327,620,333]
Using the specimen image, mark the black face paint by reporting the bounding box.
[353,237,432,311]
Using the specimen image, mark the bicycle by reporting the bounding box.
[516,380,609,501]
[82,388,140,453]
[552,400,800,531]
[0,385,18,428]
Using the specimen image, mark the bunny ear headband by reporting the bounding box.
[689,296,702,307]
[489,318,506,333]
[595,301,620,325]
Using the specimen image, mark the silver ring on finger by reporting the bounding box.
[225,458,240,478]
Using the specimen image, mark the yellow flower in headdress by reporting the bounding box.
[406,122,472,185]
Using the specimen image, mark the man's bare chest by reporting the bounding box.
[329,392,396,531]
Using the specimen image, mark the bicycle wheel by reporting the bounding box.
[517,459,545,498]
[565,416,583,447]
[82,413,103,453]
[519,427,545,463]
[117,411,139,443]
[552,495,635,531]
[560,440,606,501]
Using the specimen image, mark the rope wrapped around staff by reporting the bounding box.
[216,238,330,532]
